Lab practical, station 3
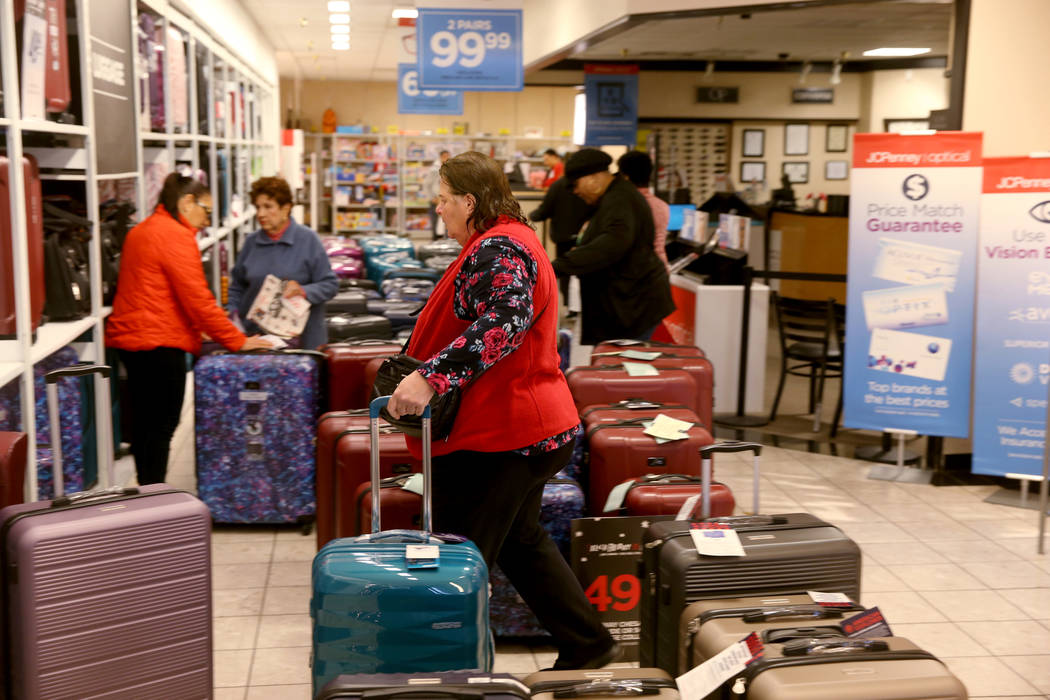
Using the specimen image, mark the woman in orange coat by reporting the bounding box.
[107,173,271,485]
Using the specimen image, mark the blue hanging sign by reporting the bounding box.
[584,64,639,147]
[416,8,523,91]
[842,132,983,438]
[397,64,463,115]
[971,156,1050,477]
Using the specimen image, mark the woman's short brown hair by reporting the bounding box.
[250,176,293,208]
[440,151,530,234]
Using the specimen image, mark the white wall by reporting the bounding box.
[861,68,948,133]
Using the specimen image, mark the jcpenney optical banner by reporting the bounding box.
[843,132,982,437]
[971,157,1050,477]
[583,64,639,147]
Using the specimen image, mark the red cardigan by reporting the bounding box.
[106,206,246,354]
[406,219,578,457]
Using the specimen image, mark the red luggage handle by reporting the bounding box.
[698,441,762,519]
[44,364,115,498]
[370,396,431,535]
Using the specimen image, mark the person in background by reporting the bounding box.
[424,149,451,239]
[541,148,564,189]
[386,151,619,670]
[529,175,595,307]
[618,150,671,272]
[227,176,338,349]
[106,173,273,486]
[552,148,674,345]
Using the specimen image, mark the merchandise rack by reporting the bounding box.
[1,0,278,498]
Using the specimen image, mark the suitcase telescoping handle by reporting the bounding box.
[699,441,762,519]
[370,395,431,535]
[44,364,116,497]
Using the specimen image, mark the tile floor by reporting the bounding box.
[134,347,1050,700]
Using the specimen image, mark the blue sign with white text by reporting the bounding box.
[397,64,463,115]
[583,65,639,147]
[417,8,522,91]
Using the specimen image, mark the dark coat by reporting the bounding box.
[552,177,675,344]
[529,177,595,244]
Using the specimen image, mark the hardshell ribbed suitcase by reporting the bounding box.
[317,672,528,700]
[354,473,422,534]
[311,398,492,693]
[524,668,679,700]
[591,352,714,430]
[322,340,402,411]
[194,350,322,524]
[327,314,394,342]
[565,366,697,416]
[1,154,46,339]
[729,636,966,700]
[0,364,213,700]
[639,513,861,675]
[677,594,864,677]
[328,290,370,316]
[315,409,369,549]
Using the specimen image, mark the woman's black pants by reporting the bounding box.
[118,347,187,486]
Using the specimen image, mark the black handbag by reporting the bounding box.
[371,354,460,440]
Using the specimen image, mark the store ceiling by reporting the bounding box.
[246,0,953,82]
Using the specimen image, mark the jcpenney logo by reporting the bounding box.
[997,177,1050,191]
[866,150,972,165]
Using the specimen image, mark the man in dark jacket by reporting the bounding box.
[530,176,595,303]
[552,149,675,345]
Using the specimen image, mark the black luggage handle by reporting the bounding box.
[781,637,890,656]
[43,364,115,498]
[699,441,762,458]
[44,363,111,382]
[536,679,676,698]
[762,626,846,644]
[362,688,484,700]
[741,604,861,622]
[51,486,139,508]
[699,441,762,520]
[634,473,701,485]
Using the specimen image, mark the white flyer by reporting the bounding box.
[862,283,949,331]
[247,274,311,338]
[867,327,952,382]
[872,237,962,291]
[676,636,757,700]
[689,527,746,557]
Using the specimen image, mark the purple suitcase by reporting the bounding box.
[0,364,213,699]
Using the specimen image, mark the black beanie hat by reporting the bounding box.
[564,148,612,182]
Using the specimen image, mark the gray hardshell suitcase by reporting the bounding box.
[639,513,861,675]
[677,594,864,678]
[0,365,213,699]
[728,636,967,700]
[524,668,679,700]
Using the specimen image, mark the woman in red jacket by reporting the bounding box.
[107,173,271,485]
[387,152,618,670]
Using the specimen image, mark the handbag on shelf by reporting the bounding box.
[371,353,460,440]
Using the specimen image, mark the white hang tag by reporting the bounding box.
[622,361,660,377]
[807,590,853,607]
[675,634,761,700]
[676,494,701,521]
[400,473,424,495]
[690,527,746,557]
[602,479,635,513]
[619,349,662,361]
[640,420,674,445]
[405,544,439,569]
[644,413,694,441]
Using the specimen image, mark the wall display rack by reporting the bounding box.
[1,0,278,498]
[302,132,571,239]
[641,121,731,206]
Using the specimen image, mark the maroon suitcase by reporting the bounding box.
[0,365,212,699]
[565,366,698,416]
[0,431,27,509]
[580,401,700,432]
[586,417,714,516]
[354,472,423,535]
[316,410,369,549]
[621,473,735,518]
[322,340,402,411]
[1,155,46,338]
[591,352,714,430]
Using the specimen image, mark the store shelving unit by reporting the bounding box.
[1,0,277,499]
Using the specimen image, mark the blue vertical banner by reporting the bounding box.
[972,157,1050,476]
[416,8,522,91]
[397,64,463,115]
[583,64,639,147]
[843,132,983,438]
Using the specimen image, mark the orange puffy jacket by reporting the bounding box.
[106,206,246,354]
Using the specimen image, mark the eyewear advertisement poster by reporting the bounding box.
[416,8,523,91]
[583,64,639,147]
[843,132,982,437]
[972,157,1050,477]
[397,63,463,115]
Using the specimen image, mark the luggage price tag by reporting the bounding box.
[675,632,763,700]
[619,349,662,361]
[602,479,635,513]
[675,494,701,521]
[643,414,693,443]
[405,544,440,569]
[840,606,893,639]
[623,361,660,377]
[807,590,854,607]
[400,473,424,495]
[689,524,746,557]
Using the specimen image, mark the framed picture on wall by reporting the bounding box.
[825,160,849,180]
[884,118,930,133]
[784,123,809,155]
[740,161,766,183]
[782,161,809,184]
[826,124,849,152]
[742,129,764,157]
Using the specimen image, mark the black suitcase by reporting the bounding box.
[328,290,369,315]
[365,299,420,334]
[639,513,861,675]
[327,314,393,341]
[416,239,461,261]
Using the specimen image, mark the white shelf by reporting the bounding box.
[0,118,11,127]
[20,121,90,136]
[30,317,98,364]
[0,362,22,388]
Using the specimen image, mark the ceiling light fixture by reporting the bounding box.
[329,13,350,24]
[392,8,418,19]
[829,59,842,86]
[703,61,715,82]
[327,1,349,12]
[332,43,350,51]
[862,47,930,57]
[798,61,812,85]
[331,24,350,34]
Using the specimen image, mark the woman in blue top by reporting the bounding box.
[228,176,338,349]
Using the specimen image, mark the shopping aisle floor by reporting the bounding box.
[148,375,1050,700]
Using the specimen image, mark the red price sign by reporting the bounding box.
[584,574,641,612]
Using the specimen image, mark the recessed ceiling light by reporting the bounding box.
[392,8,418,19]
[862,47,930,57]
[330,24,350,34]
[327,1,349,11]
[329,13,350,24]
[332,43,350,51]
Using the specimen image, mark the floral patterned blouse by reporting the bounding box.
[417,234,579,455]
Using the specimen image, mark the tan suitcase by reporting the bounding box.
[524,669,678,700]
[728,636,967,700]
[678,594,863,676]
